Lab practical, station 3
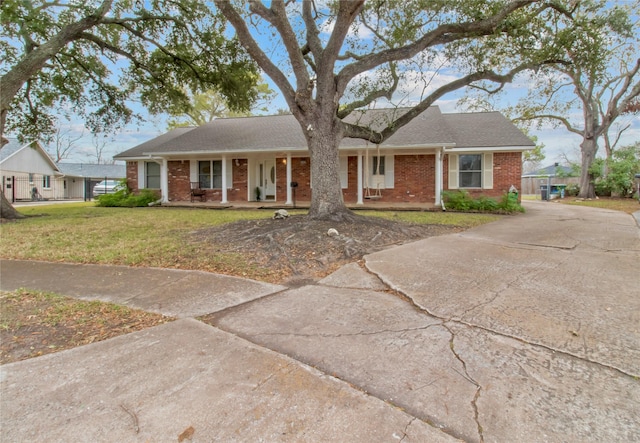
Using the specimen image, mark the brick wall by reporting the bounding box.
[382,154,435,203]
[276,157,311,201]
[493,152,522,195]
[168,160,190,201]
[167,159,249,202]
[443,152,522,199]
[126,162,138,192]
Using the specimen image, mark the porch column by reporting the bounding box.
[161,158,169,203]
[435,148,443,206]
[286,153,293,205]
[221,155,228,203]
[357,151,364,205]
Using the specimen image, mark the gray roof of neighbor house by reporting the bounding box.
[114,107,534,159]
[57,163,126,179]
[523,164,575,177]
[0,138,25,162]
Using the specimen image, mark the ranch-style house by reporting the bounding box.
[114,107,534,207]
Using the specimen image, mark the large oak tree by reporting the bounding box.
[470,0,640,198]
[0,0,258,219]
[215,0,574,220]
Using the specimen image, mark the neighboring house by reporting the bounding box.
[521,163,579,196]
[1,137,126,202]
[1,138,62,201]
[114,107,534,207]
[56,163,126,200]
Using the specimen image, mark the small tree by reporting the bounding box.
[167,81,275,129]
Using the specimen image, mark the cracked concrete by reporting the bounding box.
[2,201,639,442]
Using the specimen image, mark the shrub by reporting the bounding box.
[594,180,612,197]
[96,187,160,207]
[565,183,580,196]
[443,190,524,213]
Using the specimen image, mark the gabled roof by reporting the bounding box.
[57,163,126,179]
[0,137,60,173]
[114,107,534,159]
[0,138,24,162]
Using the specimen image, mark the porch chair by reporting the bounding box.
[190,182,206,202]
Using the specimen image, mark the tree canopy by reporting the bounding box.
[0,0,260,143]
[215,0,576,218]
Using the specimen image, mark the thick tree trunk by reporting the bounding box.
[305,114,352,220]
[578,137,598,199]
[0,191,24,220]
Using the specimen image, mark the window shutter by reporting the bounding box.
[339,157,348,189]
[137,161,145,187]
[190,160,198,183]
[384,155,394,188]
[483,153,493,189]
[226,159,233,189]
[448,154,459,189]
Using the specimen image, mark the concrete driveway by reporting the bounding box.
[1,201,639,442]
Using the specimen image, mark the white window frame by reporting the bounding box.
[145,162,161,189]
[448,153,493,190]
[190,159,233,189]
[367,154,394,189]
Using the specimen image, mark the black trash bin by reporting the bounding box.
[540,184,549,201]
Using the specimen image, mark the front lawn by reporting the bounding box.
[0,203,498,282]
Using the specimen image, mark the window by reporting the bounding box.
[372,156,385,175]
[199,160,223,189]
[42,175,51,188]
[146,162,160,188]
[459,154,482,188]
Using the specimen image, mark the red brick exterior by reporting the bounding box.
[443,152,522,199]
[275,157,312,201]
[125,151,522,204]
[126,162,138,192]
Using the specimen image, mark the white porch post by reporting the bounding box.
[435,148,443,205]
[161,158,169,203]
[357,151,364,205]
[221,155,228,203]
[286,153,293,205]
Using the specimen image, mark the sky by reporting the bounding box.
[27,1,640,168]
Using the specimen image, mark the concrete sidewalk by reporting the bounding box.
[1,201,639,442]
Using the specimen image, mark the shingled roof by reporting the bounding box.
[115,107,533,159]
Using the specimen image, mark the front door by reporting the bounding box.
[258,159,276,201]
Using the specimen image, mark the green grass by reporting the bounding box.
[1,203,498,279]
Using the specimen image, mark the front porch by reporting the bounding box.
[161,200,442,212]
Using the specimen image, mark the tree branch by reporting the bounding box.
[336,0,542,96]
[214,0,297,114]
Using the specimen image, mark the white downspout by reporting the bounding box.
[286,153,293,205]
[221,155,228,203]
[357,151,364,205]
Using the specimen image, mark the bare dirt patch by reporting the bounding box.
[190,213,464,286]
[0,289,173,364]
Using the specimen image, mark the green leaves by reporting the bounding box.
[1,0,260,141]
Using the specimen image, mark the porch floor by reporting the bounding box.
[162,200,442,212]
